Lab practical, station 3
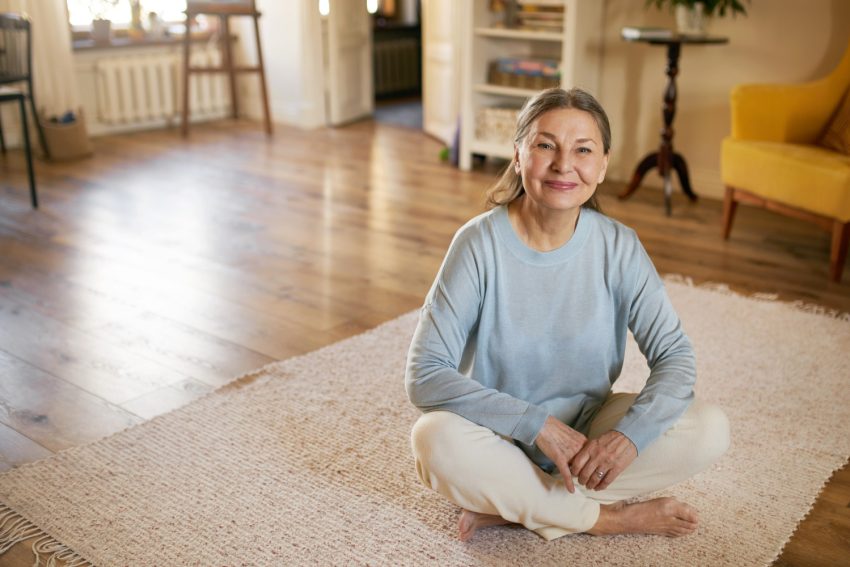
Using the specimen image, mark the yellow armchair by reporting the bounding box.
[721,40,850,282]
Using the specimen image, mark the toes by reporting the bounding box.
[668,517,698,537]
[679,507,699,524]
[661,497,699,523]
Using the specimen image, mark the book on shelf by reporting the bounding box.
[621,26,674,40]
[515,0,564,32]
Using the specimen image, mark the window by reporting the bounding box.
[66,1,187,27]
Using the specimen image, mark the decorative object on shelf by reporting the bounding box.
[487,56,561,90]
[675,2,705,35]
[645,0,750,36]
[146,11,167,39]
[129,0,145,40]
[90,0,120,44]
[488,0,513,27]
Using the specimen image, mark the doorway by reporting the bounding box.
[371,0,423,130]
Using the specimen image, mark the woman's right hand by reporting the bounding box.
[534,416,588,493]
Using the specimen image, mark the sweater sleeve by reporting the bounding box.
[612,241,695,454]
[405,229,550,445]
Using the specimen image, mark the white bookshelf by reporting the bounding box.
[474,27,564,42]
[459,0,604,170]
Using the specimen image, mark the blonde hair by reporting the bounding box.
[486,87,611,212]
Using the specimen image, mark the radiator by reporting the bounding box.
[94,47,229,126]
[373,37,420,97]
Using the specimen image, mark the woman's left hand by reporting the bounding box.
[570,431,637,491]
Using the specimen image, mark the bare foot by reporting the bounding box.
[457,509,513,542]
[588,497,699,538]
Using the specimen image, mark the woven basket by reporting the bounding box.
[475,106,521,144]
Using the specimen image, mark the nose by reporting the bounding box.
[551,149,572,172]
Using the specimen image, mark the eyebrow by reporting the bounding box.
[536,132,598,145]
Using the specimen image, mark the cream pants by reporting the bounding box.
[410,393,730,540]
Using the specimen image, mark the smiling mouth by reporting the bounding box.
[545,180,578,190]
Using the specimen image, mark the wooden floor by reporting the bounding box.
[0,120,847,566]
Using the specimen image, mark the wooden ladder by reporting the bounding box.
[181,1,272,136]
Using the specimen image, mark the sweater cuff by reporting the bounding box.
[510,403,549,445]
[612,422,652,455]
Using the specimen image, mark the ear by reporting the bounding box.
[597,153,610,184]
[513,144,521,174]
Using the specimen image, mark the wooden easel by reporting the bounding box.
[181,0,272,136]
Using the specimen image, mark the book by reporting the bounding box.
[621,26,674,40]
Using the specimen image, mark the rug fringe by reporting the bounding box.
[0,504,92,566]
[662,274,850,321]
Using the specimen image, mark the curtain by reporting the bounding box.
[0,0,80,117]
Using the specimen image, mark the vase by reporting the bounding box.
[91,19,112,44]
[675,2,707,36]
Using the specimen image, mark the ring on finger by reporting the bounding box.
[596,470,606,479]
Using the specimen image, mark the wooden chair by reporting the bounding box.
[181,1,272,137]
[0,13,39,208]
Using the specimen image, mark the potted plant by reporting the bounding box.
[90,0,120,44]
[645,0,750,35]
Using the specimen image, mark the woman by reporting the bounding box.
[405,88,729,542]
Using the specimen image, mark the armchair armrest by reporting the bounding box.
[730,77,838,144]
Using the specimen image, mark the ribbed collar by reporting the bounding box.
[492,204,592,267]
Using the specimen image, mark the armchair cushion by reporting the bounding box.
[819,88,850,155]
[721,137,850,222]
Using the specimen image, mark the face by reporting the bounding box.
[514,107,609,214]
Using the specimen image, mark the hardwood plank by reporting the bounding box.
[0,295,187,405]
[0,351,140,452]
[120,378,213,420]
[0,264,275,388]
[0,422,51,473]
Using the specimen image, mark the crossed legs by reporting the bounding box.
[410,393,730,541]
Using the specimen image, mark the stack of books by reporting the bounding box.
[515,0,564,32]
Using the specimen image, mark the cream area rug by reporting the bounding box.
[1,279,849,566]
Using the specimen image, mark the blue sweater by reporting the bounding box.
[405,206,695,471]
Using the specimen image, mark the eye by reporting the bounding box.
[536,142,554,150]
[577,147,592,154]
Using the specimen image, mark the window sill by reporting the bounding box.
[72,30,218,52]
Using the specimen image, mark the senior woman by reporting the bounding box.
[405,87,730,542]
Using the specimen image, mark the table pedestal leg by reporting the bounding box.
[619,41,700,215]
[619,152,658,200]
[663,172,674,216]
[672,152,698,201]
[619,150,697,215]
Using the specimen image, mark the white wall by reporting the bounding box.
[237,0,326,129]
[599,0,850,199]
